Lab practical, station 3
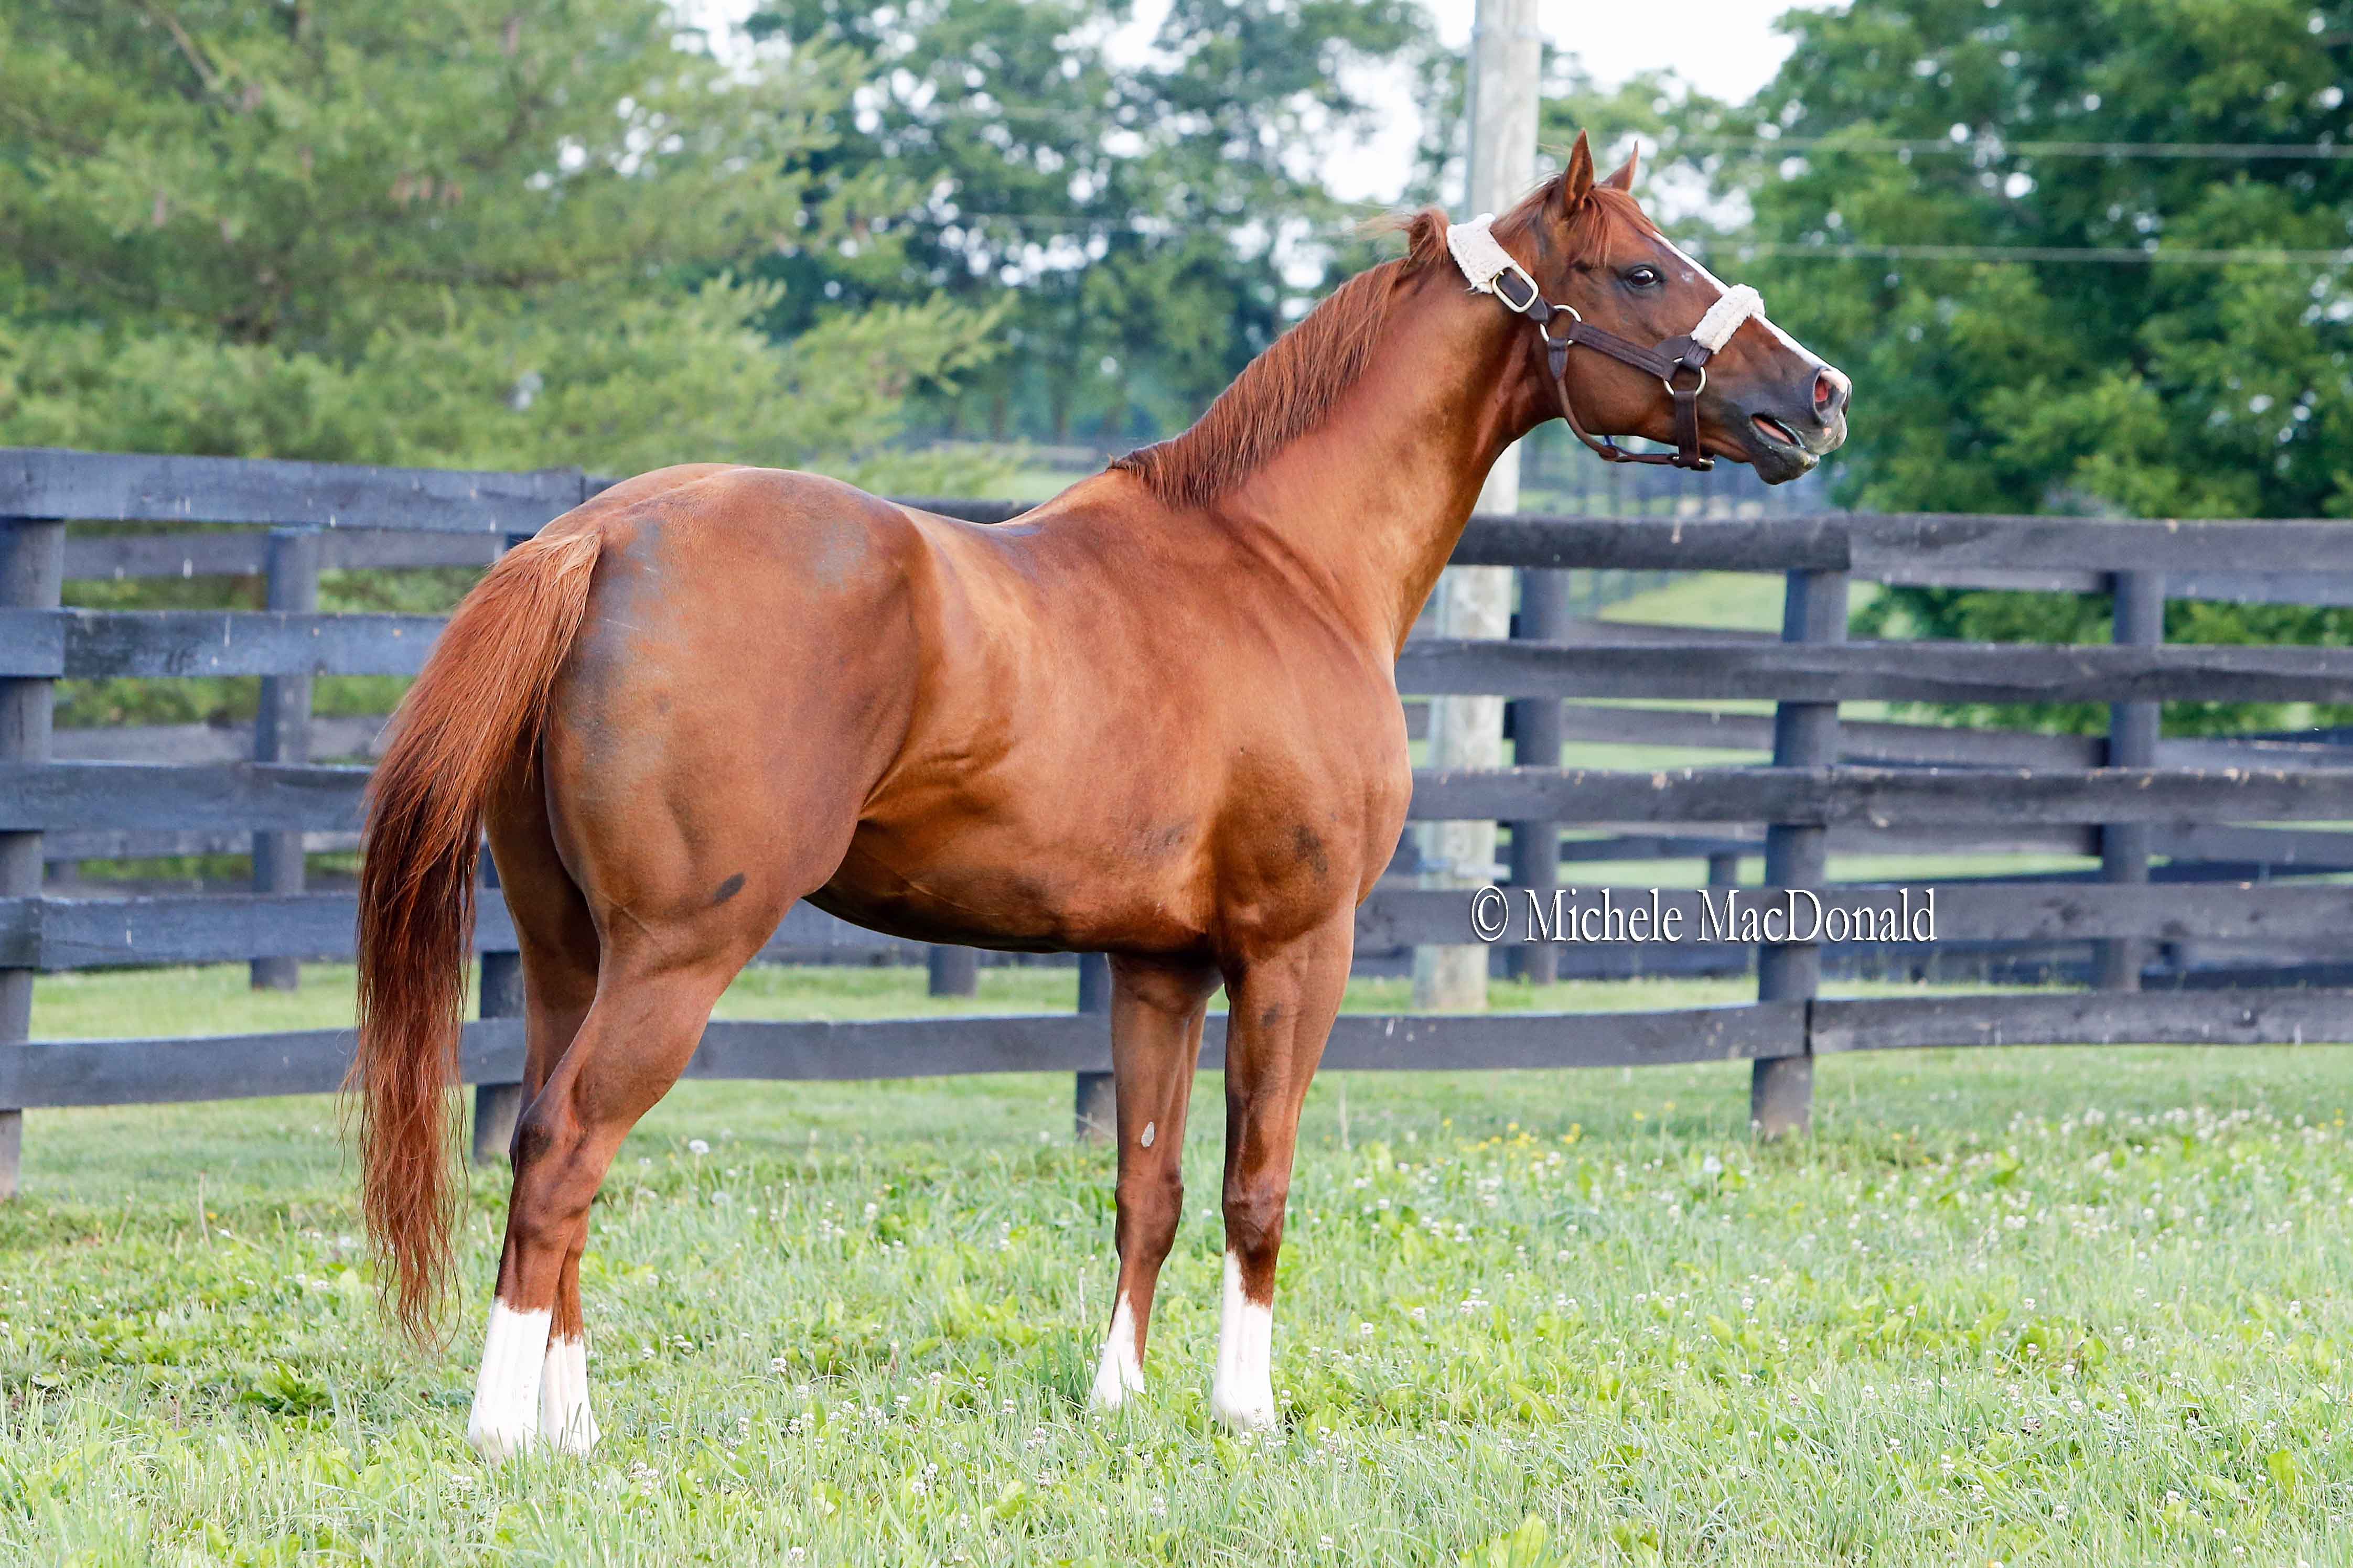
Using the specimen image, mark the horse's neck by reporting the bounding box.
[1223,282,1533,651]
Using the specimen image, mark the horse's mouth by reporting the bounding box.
[1736,410,1825,484]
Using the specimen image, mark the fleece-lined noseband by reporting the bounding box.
[1447,213,1763,471]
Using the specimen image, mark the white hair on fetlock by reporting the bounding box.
[1209,1253,1276,1431]
[467,1301,552,1464]
[1089,1292,1145,1410]
[540,1334,601,1454]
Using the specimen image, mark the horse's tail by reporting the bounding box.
[352,525,604,1346]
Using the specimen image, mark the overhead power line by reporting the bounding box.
[865,211,2353,267]
[1693,240,2353,265]
[1676,135,2353,161]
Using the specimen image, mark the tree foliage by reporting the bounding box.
[0,0,1000,480]
[1737,0,2352,522]
[748,0,1432,445]
[1628,0,2353,734]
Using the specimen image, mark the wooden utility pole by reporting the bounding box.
[1414,0,1541,1009]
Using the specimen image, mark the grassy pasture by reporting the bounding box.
[6,964,2353,1564]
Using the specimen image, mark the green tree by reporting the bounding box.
[1702,0,2353,733]
[0,0,999,481]
[1736,0,2352,521]
[749,0,1431,448]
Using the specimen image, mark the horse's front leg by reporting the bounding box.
[1090,956,1220,1411]
[1211,911,1354,1430]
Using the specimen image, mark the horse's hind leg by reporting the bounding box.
[475,791,601,1453]
[464,787,598,1459]
[465,935,756,1462]
[466,777,810,1463]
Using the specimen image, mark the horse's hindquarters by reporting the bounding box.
[534,471,926,955]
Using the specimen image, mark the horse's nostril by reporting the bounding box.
[1812,369,1849,417]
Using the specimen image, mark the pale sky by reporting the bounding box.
[1327,0,1835,202]
[1320,1,1839,203]
[693,0,1839,204]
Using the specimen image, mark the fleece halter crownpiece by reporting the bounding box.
[1446,213,1766,471]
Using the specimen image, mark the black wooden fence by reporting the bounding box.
[5,446,2353,1194]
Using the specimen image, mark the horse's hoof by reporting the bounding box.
[467,1419,536,1465]
[1088,1361,1144,1412]
[1089,1299,1145,1411]
[1210,1393,1278,1432]
[543,1414,601,1456]
[539,1337,600,1455]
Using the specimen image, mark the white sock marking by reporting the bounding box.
[1210,1252,1276,1430]
[538,1333,601,1454]
[1089,1292,1145,1410]
[467,1301,552,1464]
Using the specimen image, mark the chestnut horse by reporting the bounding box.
[352,133,1849,1460]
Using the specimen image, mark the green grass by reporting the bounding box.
[9,965,2353,1564]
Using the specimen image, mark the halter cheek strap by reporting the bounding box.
[1448,213,1766,471]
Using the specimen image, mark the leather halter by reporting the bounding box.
[1447,216,1765,472]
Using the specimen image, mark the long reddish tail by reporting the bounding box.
[352,525,603,1346]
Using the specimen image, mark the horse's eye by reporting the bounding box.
[1624,266,1661,289]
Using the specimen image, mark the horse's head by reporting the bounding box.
[1475,131,1850,483]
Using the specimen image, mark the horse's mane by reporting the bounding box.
[1110,176,1657,510]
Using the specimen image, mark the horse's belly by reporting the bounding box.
[807,815,1214,956]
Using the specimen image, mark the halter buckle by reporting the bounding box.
[1487,262,1542,315]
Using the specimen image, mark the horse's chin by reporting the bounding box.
[1738,415,1825,485]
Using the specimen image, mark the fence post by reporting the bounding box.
[470,531,535,1163]
[472,939,525,1165]
[1753,567,1848,1139]
[251,527,319,990]
[1507,566,1569,984]
[0,515,65,1199]
[928,946,978,997]
[2097,571,2164,990]
[1073,953,1114,1143]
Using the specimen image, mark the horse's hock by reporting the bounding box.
[7,446,2353,1192]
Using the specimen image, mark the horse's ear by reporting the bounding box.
[1557,131,1595,211]
[1604,144,1639,191]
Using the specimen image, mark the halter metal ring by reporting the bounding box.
[1665,365,1706,398]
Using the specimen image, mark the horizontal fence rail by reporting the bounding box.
[15,759,2353,839]
[62,518,2353,608]
[1398,639,2353,705]
[11,879,2353,973]
[13,613,2353,705]
[7,990,2350,1111]
[14,445,2353,580]
[7,445,2353,1176]
[1407,765,2353,826]
[4,448,597,534]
